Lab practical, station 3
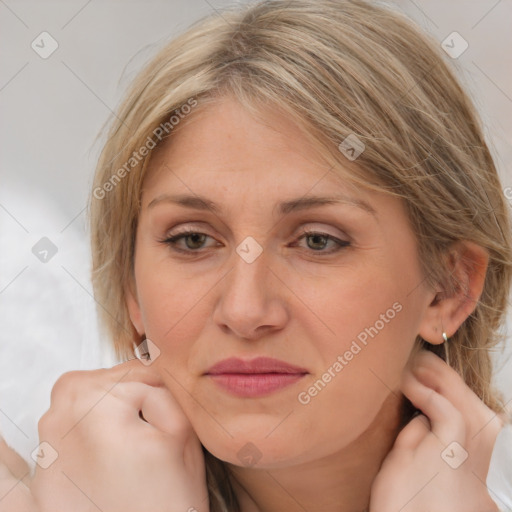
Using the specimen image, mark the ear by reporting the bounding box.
[418,241,489,344]
[125,277,145,337]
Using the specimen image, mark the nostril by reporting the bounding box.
[139,410,148,423]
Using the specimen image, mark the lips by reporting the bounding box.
[205,357,308,398]
[206,357,308,375]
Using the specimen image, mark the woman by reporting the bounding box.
[9,0,512,510]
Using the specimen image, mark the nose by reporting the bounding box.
[212,245,289,341]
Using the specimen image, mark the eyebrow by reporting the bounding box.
[147,193,377,217]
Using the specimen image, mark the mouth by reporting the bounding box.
[204,357,308,398]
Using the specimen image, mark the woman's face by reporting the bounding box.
[128,96,437,468]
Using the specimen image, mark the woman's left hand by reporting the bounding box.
[370,349,506,512]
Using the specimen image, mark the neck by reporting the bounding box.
[228,392,406,512]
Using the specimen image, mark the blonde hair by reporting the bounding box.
[90,1,512,509]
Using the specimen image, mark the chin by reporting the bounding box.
[195,418,343,471]
[202,437,310,470]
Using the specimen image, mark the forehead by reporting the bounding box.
[135,98,415,253]
[142,96,365,203]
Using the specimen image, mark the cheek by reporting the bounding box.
[135,261,210,349]
[293,260,414,364]
[131,236,425,466]
[292,287,410,424]
[284,263,421,440]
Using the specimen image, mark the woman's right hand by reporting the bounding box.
[30,358,209,512]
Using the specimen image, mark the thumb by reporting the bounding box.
[139,385,194,440]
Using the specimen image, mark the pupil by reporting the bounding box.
[308,234,327,250]
[187,233,205,249]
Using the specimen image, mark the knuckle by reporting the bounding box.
[50,369,105,403]
[50,371,81,402]
[37,411,49,430]
[37,409,58,436]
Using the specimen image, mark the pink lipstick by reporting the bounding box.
[205,357,308,398]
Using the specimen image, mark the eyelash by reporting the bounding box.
[159,228,350,255]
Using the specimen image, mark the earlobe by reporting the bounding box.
[418,241,489,345]
[125,279,145,336]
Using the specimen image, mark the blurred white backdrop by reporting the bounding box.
[0,0,511,468]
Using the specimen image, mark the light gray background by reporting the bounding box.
[1,0,511,467]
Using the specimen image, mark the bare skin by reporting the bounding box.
[1,360,208,512]
[371,350,504,511]
[125,95,503,510]
[0,95,504,511]
[0,436,35,512]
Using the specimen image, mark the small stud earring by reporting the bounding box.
[442,332,448,342]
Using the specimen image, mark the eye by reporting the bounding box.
[159,228,351,255]
[293,229,350,254]
[160,228,219,253]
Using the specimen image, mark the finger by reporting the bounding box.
[411,350,500,433]
[50,360,165,408]
[411,350,474,405]
[401,369,466,445]
[393,413,431,451]
[140,386,193,440]
[113,381,193,441]
[109,358,165,388]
